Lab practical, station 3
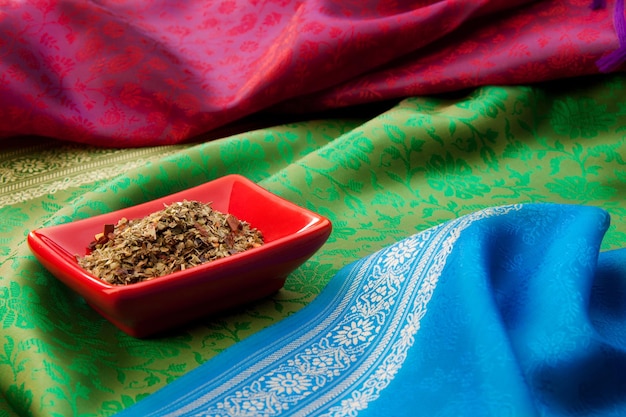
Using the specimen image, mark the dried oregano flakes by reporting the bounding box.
[76,200,264,285]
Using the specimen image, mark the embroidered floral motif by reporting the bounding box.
[334,319,375,347]
[382,239,420,270]
[550,97,616,139]
[0,141,188,208]
[266,373,312,395]
[11,158,47,174]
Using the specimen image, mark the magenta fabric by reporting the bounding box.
[0,0,622,146]
[597,0,626,71]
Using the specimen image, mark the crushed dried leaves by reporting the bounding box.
[77,200,264,285]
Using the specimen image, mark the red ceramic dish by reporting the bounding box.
[28,175,332,338]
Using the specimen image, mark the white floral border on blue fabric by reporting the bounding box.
[148,205,521,417]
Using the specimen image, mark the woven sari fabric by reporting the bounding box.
[0,0,621,146]
[2,73,626,416]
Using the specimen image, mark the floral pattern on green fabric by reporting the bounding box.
[550,97,616,139]
[423,152,490,199]
[0,208,27,234]
[2,74,626,416]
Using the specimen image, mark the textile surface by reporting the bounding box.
[2,72,626,415]
[0,0,621,146]
[116,203,626,417]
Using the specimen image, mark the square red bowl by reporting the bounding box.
[27,174,331,338]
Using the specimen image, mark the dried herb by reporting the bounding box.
[77,200,264,285]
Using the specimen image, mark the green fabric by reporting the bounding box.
[2,74,626,416]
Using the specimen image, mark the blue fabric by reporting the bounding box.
[116,203,626,416]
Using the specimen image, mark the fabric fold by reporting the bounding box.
[0,0,620,146]
[115,203,626,416]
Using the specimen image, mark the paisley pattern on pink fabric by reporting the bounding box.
[0,0,621,146]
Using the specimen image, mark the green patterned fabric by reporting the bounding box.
[2,73,626,416]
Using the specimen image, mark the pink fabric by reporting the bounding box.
[0,0,621,146]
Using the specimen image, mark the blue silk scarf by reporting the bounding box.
[116,204,626,416]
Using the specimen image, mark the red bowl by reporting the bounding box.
[27,174,331,338]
